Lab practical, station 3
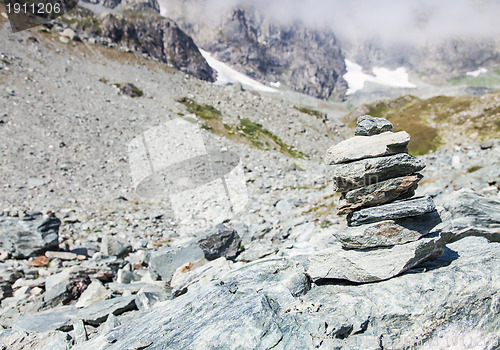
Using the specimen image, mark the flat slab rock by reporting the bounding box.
[337,174,422,215]
[0,213,60,258]
[307,231,447,283]
[336,211,442,249]
[331,153,425,192]
[347,196,436,227]
[14,296,137,333]
[325,131,410,165]
[355,115,393,136]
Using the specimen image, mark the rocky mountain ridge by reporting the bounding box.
[161,0,348,100]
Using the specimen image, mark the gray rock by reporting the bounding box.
[149,243,205,282]
[44,270,71,304]
[73,238,500,349]
[336,211,442,249]
[354,115,393,136]
[338,174,422,215]
[73,319,88,344]
[348,196,436,226]
[331,153,425,192]
[116,269,141,284]
[15,296,137,332]
[0,213,60,258]
[101,236,128,257]
[480,139,494,149]
[75,280,111,308]
[435,189,500,244]
[134,291,166,311]
[197,224,242,261]
[150,224,242,282]
[307,231,447,283]
[325,131,409,165]
[45,251,78,260]
[100,313,121,334]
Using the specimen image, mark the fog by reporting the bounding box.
[160,0,500,46]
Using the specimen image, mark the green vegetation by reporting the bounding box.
[320,220,333,228]
[176,97,222,120]
[114,83,143,97]
[344,91,500,155]
[294,106,327,120]
[175,97,306,158]
[467,165,483,173]
[449,71,500,89]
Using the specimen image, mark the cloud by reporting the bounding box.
[159,0,500,46]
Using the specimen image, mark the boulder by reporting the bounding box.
[347,196,436,226]
[325,131,410,165]
[0,213,60,258]
[354,115,393,136]
[197,224,241,261]
[307,232,447,283]
[149,224,241,282]
[331,153,425,192]
[435,189,500,244]
[337,174,422,215]
[335,211,442,249]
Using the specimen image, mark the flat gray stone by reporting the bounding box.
[307,232,446,283]
[331,153,425,192]
[434,189,500,244]
[75,280,111,308]
[355,115,393,136]
[15,296,137,332]
[348,196,436,226]
[338,174,422,215]
[336,211,442,249]
[0,213,60,258]
[101,236,128,257]
[325,131,409,165]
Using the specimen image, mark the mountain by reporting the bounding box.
[161,0,348,100]
[75,0,216,82]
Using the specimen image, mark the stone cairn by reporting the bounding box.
[326,115,440,250]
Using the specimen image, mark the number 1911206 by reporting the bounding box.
[6,2,62,14]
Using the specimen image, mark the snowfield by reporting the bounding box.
[199,49,278,93]
[344,59,416,95]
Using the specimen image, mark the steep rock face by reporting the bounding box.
[76,1,216,82]
[162,1,348,100]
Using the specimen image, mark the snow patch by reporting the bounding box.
[199,49,278,93]
[344,59,416,95]
[466,68,487,77]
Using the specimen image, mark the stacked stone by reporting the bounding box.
[326,115,440,249]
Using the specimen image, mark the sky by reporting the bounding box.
[160,0,500,46]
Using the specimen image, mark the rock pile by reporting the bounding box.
[326,115,440,244]
[305,115,447,283]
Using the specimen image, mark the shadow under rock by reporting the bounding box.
[405,247,460,274]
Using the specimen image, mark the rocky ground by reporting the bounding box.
[0,10,500,350]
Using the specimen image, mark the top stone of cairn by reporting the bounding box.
[355,115,393,136]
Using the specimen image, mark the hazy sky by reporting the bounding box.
[160,0,500,45]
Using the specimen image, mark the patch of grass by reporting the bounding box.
[343,92,500,155]
[114,83,143,97]
[449,72,500,88]
[176,97,221,120]
[294,106,327,120]
[175,97,306,158]
[98,77,108,84]
[467,165,483,173]
[320,220,333,228]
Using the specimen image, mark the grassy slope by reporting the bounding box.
[344,91,500,155]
